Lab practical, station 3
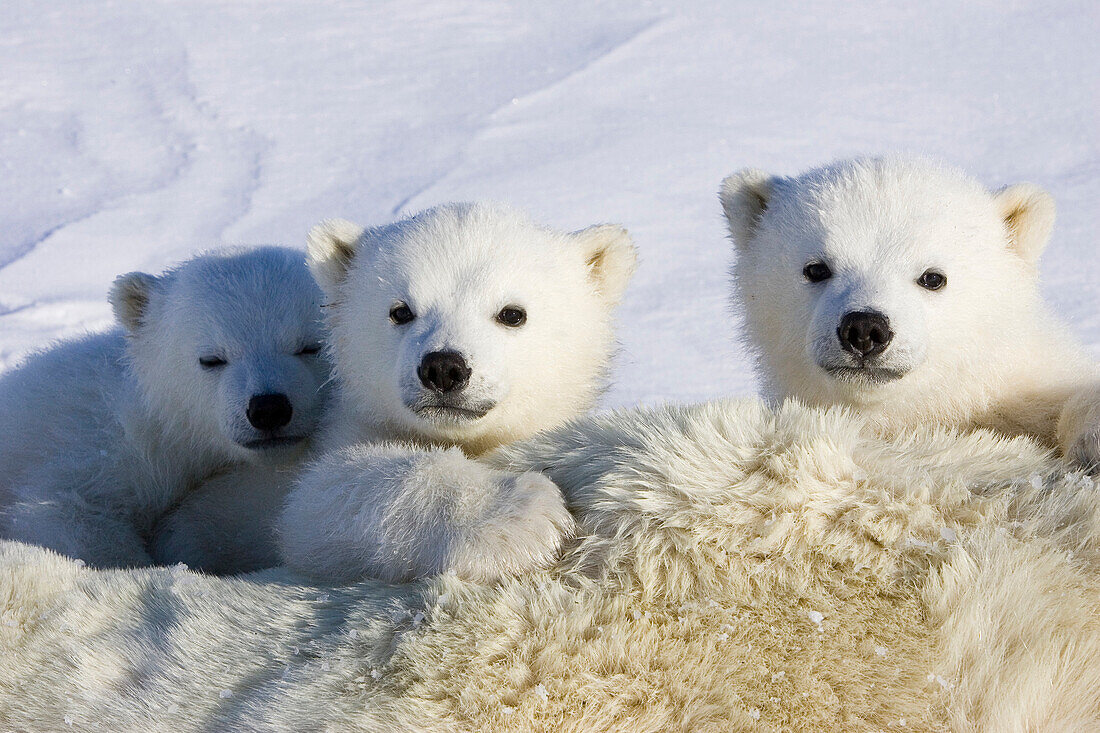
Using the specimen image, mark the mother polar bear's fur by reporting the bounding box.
[2,399,1099,731]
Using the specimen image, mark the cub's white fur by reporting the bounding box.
[0,248,329,567]
[276,202,637,583]
[147,465,296,574]
[721,157,1100,465]
[289,445,571,584]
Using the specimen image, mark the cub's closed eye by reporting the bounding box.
[917,270,947,291]
[199,356,227,369]
[496,306,527,327]
[296,344,322,356]
[389,302,416,325]
[803,261,832,283]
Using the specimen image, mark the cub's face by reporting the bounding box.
[111,247,332,461]
[721,158,1054,405]
[309,203,636,452]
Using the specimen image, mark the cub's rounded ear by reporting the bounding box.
[307,219,366,296]
[572,224,638,306]
[719,169,775,247]
[109,272,160,334]
[993,183,1055,265]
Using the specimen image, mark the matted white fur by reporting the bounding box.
[0,247,329,568]
[720,157,1100,467]
[2,399,1097,731]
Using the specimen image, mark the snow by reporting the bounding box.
[1,1,1098,409]
[928,673,954,690]
[907,536,934,550]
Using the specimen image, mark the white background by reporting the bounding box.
[2,0,1097,409]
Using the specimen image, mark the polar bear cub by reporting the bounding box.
[720,156,1100,465]
[277,202,637,583]
[0,247,330,567]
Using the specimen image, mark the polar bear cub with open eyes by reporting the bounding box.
[0,247,330,568]
[276,202,637,583]
[720,156,1100,466]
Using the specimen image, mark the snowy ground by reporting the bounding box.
[1,0,1097,408]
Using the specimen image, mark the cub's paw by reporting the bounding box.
[278,445,573,585]
[448,470,574,583]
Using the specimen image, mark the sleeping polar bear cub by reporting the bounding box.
[0,248,330,567]
[721,156,1100,465]
[277,202,637,583]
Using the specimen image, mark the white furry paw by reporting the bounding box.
[448,469,575,584]
[277,444,573,584]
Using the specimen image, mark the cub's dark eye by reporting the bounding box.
[496,306,527,327]
[296,344,322,356]
[917,270,947,291]
[803,261,832,283]
[389,302,416,325]
[199,356,227,369]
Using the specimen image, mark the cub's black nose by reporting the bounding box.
[837,311,893,357]
[418,351,471,393]
[247,393,293,431]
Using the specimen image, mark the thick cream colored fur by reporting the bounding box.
[3,399,1098,731]
[720,157,1100,468]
